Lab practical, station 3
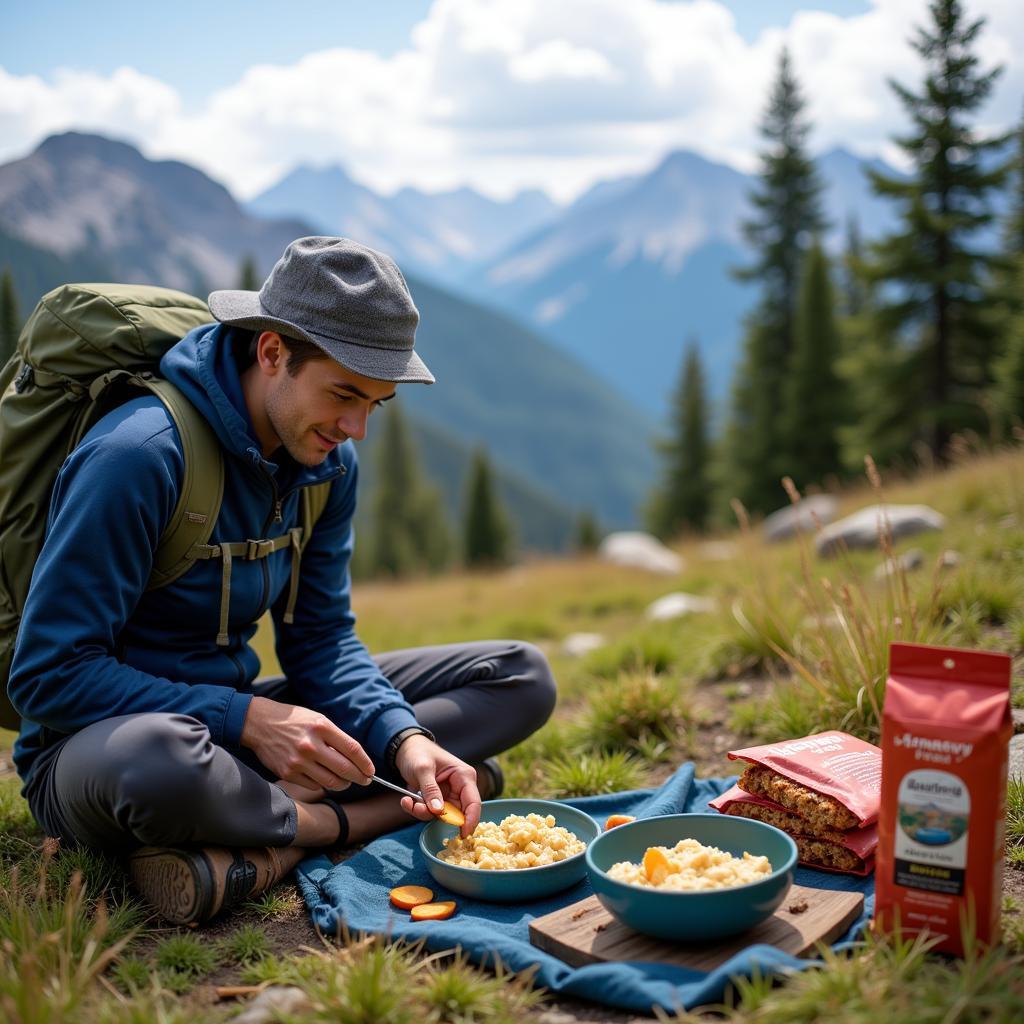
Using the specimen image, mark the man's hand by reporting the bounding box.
[394,734,482,837]
[240,696,374,791]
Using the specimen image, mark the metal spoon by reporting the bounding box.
[371,775,426,804]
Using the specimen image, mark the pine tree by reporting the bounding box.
[0,268,20,367]
[723,49,826,514]
[370,402,451,578]
[239,255,260,291]
[992,266,1024,436]
[575,511,601,552]
[647,339,711,537]
[841,217,868,319]
[463,448,510,568]
[866,0,1010,457]
[1000,104,1024,260]
[782,242,843,490]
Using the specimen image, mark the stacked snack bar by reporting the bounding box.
[710,731,881,876]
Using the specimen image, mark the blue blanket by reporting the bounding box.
[296,765,874,1015]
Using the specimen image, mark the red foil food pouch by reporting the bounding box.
[727,730,882,827]
[874,642,1012,956]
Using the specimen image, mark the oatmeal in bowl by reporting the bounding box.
[586,813,798,941]
[419,800,599,902]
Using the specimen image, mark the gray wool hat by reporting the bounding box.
[208,236,434,384]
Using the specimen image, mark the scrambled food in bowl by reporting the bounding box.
[438,812,586,870]
[608,839,772,891]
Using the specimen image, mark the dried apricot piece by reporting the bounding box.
[604,814,636,831]
[437,801,465,827]
[389,885,434,910]
[410,900,457,921]
[642,846,671,885]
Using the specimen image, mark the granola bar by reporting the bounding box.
[738,763,860,831]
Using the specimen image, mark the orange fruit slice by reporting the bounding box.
[410,900,457,921]
[437,801,465,827]
[643,846,671,885]
[604,814,636,831]
[389,885,434,910]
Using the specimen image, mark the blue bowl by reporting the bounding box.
[419,799,600,903]
[586,813,798,941]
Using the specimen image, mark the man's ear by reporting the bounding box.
[256,331,285,373]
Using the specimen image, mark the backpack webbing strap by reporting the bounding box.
[190,532,303,645]
[189,479,333,644]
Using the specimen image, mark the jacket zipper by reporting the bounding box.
[245,448,345,620]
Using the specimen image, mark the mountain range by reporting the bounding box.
[248,146,902,416]
[0,132,654,544]
[250,165,557,282]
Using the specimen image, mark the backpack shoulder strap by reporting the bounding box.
[144,377,225,590]
[300,481,333,552]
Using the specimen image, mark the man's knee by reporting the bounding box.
[511,641,558,726]
[115,715,216,806]
[49,713,217,847]
[63,713,213,809]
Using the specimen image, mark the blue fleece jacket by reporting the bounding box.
[9,323,421,785]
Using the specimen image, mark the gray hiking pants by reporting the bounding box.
[24,640,556,852]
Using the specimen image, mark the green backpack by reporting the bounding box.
[0,283,330,730]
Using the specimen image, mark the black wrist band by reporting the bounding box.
[324,798,349,847]
[385,725,436,775]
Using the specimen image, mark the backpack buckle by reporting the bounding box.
[14,365,33,394]
[245,539,273,560]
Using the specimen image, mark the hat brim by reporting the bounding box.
[208,288,435,384]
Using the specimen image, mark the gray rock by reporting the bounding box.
[762,495,839,542]
[232,987,310,1024]
[1009,734,1024,781]
[597,532,683,575]
[873,548,925,580]
[645,592,717,621]
[561,632,607,658]
[816,504,945,558]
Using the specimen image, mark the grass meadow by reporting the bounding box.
[1,445,1023,1022]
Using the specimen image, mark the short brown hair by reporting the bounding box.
[246,331,330,377]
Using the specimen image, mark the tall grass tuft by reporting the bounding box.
[0,866,136,1023]
[729,463,948,741]
[670,926,1024,1022]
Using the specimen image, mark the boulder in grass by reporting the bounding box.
[873,548,925,580]
[561,632,607,658]
[645,592,717,621]
[597,531,683,575]
[816,504,945,558]
[234,988,311,1024]
[762,495,839,542]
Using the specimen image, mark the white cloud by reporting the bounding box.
[1,0,1021,203]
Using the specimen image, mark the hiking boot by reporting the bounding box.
[128,844,305,925]
[474,757,504,801]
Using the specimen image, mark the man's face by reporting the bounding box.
[264,349,396,466]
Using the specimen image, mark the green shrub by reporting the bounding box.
[585,672,695,750]
[545,751,646,797]
[154,933,219,982]
[219,922,271,964]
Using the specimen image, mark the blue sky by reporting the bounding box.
[1,1,1017,202]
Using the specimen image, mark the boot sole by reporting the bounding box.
[128,847,214,925]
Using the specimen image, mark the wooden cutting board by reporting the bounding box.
[529,884,864,973]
